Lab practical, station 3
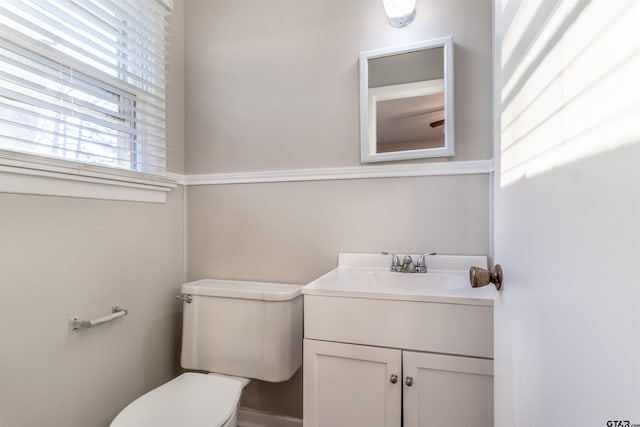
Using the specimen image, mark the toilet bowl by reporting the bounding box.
[110,279,302,427]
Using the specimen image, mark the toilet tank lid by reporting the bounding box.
[182,279,302,301]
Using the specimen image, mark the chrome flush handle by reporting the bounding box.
[175,294,193,303]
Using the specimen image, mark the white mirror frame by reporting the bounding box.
[359,37,454,163]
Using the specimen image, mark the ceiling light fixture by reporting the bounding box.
[382,0,416,28]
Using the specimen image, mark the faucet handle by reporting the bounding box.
[383,252,402,272]
[391,254,401,272]
[415,252,436,273]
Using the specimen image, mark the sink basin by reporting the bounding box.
[302,253,494,305]
[367,270,467,290]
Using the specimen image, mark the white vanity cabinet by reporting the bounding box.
[402,351,493,427]
[303,339,493,427]
[303,339,401,427]
[302,253,495,427]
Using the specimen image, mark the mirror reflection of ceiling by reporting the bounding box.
[376,93,444,153]
[368,47,444,88]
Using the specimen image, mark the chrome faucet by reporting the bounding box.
[384,252,436,273]
[400,255,415,273]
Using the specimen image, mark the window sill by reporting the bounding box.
[0,152,177,203]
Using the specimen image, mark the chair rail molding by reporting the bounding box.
[183,159,495,186]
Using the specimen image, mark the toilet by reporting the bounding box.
[110,279,303,427]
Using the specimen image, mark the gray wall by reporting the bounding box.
[188,176,490,285]
[184,0,493,418]
[184,0,493,174]
[0,189,185,427]
[166,0,186,174]
[0,2,187,426]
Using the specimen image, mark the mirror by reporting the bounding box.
[359,37,454,163]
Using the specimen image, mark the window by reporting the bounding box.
[0,0,172,176]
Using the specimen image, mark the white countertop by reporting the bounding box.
[302,253,496,306]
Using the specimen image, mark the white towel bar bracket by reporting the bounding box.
[69,306,128,331]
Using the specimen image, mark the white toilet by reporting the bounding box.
[110,279,303,427]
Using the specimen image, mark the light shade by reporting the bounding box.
[382,0,417,28]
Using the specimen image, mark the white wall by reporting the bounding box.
[184,0,493,418]
[494,1,640,425]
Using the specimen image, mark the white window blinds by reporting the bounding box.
[0,0,172,175]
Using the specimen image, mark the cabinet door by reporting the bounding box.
[403,351,493,427]
[303,339,402,427]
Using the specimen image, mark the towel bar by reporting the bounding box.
[69,306,128,331]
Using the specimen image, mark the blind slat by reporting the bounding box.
[0,63,168,133]
[0,101,166,152]
[0,70,133,123]
[0,95,167,145]
[0,12,167,94]
[41,0,167,67]
[0,69,169,134]
[0,0,170,175]
[0,31,168,107]
[0,87,142,137]
[0,138,165,171]
[0,125,166,162]
[0,36,141,99]
[5,0,167,79]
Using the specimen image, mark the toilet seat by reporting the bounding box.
[110,373,243,427]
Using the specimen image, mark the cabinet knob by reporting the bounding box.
[405,376,414,387]
[390,374,398,384]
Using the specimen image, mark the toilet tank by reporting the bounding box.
[179,279,303,382]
